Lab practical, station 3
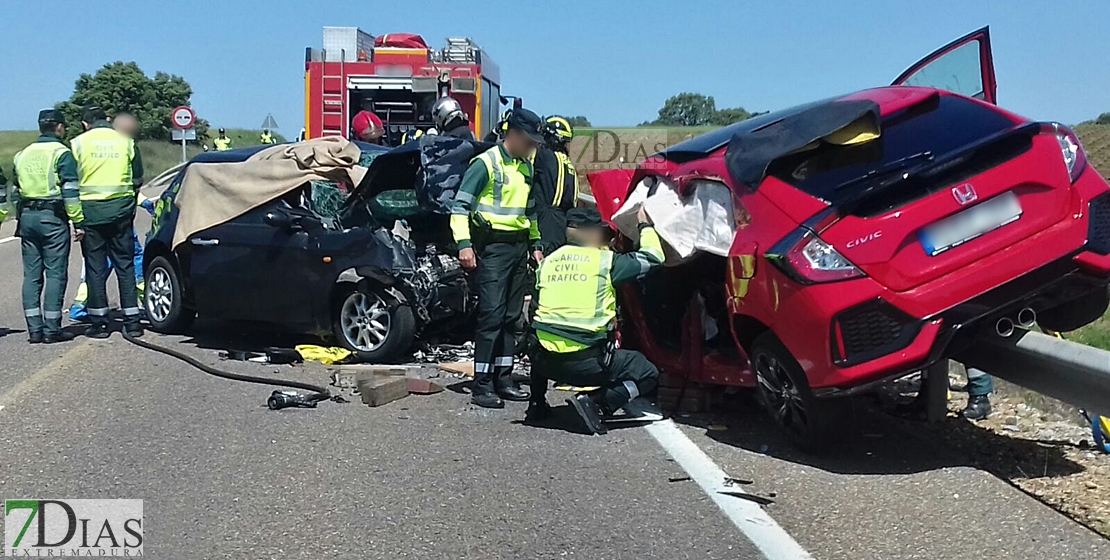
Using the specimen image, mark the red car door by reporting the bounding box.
[892,26,997,104]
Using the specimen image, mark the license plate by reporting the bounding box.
[919,191,1022,256]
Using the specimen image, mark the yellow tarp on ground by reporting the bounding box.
[295,344,353,365]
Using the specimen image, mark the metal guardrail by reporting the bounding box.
[958,330,1110,412]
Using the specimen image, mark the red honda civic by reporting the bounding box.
[588,28,1110,448]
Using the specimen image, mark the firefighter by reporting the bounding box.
[69,112,150,322]
[527,208,665,434]
[483,109,512,143]
[72,106,144,338]
[260,129,277,145]
[532,116,579,254]
[11,109,84,344]
[449,108,546,408]
[401,128,424,144]
[213,128,233,151]
[352,111,384,144]
[431,97,476,141]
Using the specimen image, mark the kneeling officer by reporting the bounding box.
[527,207,665,434]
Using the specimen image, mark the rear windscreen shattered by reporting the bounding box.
[767,95,1018,213]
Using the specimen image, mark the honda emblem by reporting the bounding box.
[952,184,977,205]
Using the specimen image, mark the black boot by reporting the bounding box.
[525,400,552,422]
[962,395,992,420]
[28,332,44,344]
[43,331,77,344]
[125,322,144,337]
[566,393,607,435]
[85,323,110,339]
[496,385,530,402]
[472,392,505,409]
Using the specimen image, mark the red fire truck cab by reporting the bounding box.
[304,27,504,144]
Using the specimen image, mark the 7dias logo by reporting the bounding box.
[5,500,143,557]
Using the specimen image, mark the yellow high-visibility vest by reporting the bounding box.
[470,147,534,232]
[70,128,135,202]
[533,245,616,352]
[213,136,232,151]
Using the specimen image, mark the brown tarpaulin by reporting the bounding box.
[171,137,367,249]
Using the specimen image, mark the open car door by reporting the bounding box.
[892,26,997,104]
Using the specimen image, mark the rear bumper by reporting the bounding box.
[813,248,1110,397]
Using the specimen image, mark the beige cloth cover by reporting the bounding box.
[171,137,367,249]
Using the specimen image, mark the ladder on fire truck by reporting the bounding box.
[320,49,347,138]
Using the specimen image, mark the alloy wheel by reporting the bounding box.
[147,267,174,323]
[340,291,391,352]
[754,351,810,439]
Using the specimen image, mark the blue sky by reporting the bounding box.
[1,0,1107,132]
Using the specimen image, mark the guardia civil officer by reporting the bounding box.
[527,208,665,434]
[71,106,144,338]
[449,108,546,408]
[11,109,85,343]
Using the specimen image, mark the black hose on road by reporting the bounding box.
[121,330,335,410]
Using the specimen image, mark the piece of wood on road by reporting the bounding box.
[352,368,410,407]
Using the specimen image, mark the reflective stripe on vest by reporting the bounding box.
[533,246,616,335]
[13,142,68,199]
[72,128,135,201]
[553,151,578,208]
[472,147,534,231]
[214,137,232,150]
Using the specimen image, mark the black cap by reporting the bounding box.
[566,208,605,229]
[82,105,107,123]
[507,108,545,144]
[38,109,64,125]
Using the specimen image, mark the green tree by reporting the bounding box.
[653,93,718,126]
[712,107,753,126]
[1097,112,1110,125]
[55,61,208,141]
[567,115,592,128]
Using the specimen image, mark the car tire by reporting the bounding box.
[144,256,196,334]
[751,332,851,452]
[1036,287,1110,333]
[333,285,415,363]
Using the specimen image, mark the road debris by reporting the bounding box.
[723,476,754,486]
[718,490,775,506]
[407,378,445,395]
[668,476,692,483]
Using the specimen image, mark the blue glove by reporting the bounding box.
[140,197,155,216]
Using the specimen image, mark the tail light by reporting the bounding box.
[1045,123,1087,182]
[767,228,864,284]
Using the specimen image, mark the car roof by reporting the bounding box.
[188,140,388,164]
[658,87,946,164]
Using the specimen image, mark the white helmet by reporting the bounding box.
[431,97,466,130]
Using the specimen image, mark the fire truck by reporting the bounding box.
[304,27,506,144]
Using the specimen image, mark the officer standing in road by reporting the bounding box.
[527,208,665,434]
[213,128,233,151]
[449,108,546,408]
[431,97,477,141]
[71,106,144,338]
[532,116,579,254]
[260,129,277,145]
[11,109,85,344]
[0,165,9,223]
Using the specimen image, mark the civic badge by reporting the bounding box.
[952,183,977,205]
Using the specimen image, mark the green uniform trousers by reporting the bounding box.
[19,208,72,336]
[81,211,141,327]
[472,236,530,395]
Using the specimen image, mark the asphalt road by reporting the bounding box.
[1,217,1109,559]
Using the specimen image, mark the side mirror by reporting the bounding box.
[264,211,300,230]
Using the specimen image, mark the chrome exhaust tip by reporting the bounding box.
[996,317,1015,338]
[1017,307,1037,328]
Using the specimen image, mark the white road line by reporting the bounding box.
[645,420,814,560]
[0,236,18,245]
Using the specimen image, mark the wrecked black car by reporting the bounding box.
[142,136,487,361]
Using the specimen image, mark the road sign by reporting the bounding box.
[171,106,195,130]
[171,129,197,141]
[261,113,279,130]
